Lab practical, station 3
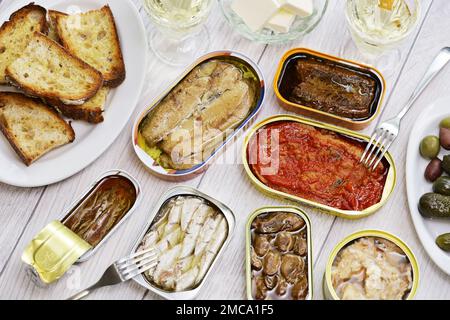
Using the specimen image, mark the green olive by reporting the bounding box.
[436,233,450,252]
[440,117,450,129]
[420,136,441,159]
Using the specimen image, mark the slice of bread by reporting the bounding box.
[0,3,48,84]
[0,92,75,166]
[47,10,62,43]
[53,6,126,87]
[50,87,109,124]
[5,32,103,105]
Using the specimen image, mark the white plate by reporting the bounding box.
[406,98,450,276]
[0,0,148,187]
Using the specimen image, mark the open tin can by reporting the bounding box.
[274,48,386,130]
[242,115,396,219]
[130,186,235,300]
[22,169,141,285]
[246,206,313,300]
[132,50,266,181]
[323,230,419,300]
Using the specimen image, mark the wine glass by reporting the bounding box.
[143,0,213,66]
[345,0,420,58]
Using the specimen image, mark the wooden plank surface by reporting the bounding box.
[0,0,449,300]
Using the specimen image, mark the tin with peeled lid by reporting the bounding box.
[274,48,386,131]
[323,230,419,300]
[246,206,313,300]
[22,169,142,284]
[130,186,235,300]
[242,114,396,219]
[132,50,266,181]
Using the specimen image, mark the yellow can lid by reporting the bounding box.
[22,221,92,284]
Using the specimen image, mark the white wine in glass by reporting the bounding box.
[346,0,420,57]
[144,0,213,66]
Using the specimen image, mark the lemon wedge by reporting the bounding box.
[379,0,395,10]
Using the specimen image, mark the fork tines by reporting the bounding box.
[115,248,158,281]
[360,128,395,171]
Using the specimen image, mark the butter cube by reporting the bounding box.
[231,0,282,32]
[266,9,296,33]
[283,0,314,17]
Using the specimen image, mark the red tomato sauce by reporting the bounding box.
[247,121,389,211]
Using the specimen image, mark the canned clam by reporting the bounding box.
[131,186,235,300]
[323,230,419,300]
[246,206,313,300]
[22,170,141,284]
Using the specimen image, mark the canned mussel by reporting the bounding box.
[323,230,419,300]
[133,51,265,181]
[131,186,235,300]
[246,207,312,300]
[22,170,141,284]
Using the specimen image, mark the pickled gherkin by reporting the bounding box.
[418,193,450,218]
[443,155,450,175]
[433,176,450,196]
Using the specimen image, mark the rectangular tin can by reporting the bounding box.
[23,169,142,284]
[322,230,419,300]
[132,50,266,181]
[246,206,313,300]
[130,186,236,300]
[242,115,397,219]
[274,48,386,131]
[66,169,142,262]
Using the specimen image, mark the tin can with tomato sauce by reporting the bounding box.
[323,230,419,300]
[242,115,396,219]
[274,48,386,131]
[246,206,313,300]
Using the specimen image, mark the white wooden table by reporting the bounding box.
[0,0,449,300]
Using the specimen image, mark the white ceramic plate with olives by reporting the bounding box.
[406,98,450,276]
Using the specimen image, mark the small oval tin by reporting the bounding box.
[323,230,420,300]
[246,206,313,300]
[274,48,386,131]
[132,51,266,181]
[22,169,142,284]
[130,186,236,300]
[242,115,396,219]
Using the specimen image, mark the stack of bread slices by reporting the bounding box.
[0,3,126,166]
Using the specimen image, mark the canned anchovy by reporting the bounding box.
[246,206,313,300]
[242,115,396,219]
[274,48,386,131]
[132,50,266,181]
[323,230,419,300]
[131,186,235,300]
[22,169,142,284]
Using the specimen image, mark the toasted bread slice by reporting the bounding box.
[6,32,103,105]
[0,92,75,166]
[53,6,126,87]
[47,10,62,43]
[50,87,109,124]
[0,3,48,84]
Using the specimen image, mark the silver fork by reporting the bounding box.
[67,247,158,300]
[361,47,450,170]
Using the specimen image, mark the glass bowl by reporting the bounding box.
[219,0,328,44]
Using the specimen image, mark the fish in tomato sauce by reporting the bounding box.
[247,121,389,211]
